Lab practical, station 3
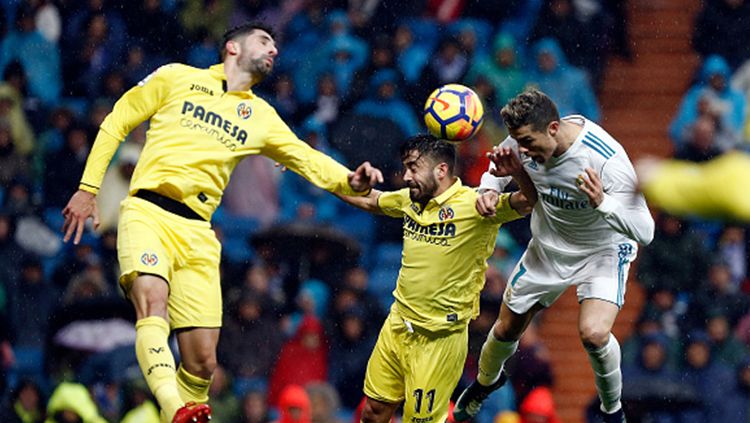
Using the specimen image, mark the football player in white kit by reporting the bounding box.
[453,90,654,423]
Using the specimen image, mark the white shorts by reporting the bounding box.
[503,239,637,314]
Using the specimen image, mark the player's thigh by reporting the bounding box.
[503,245,568,314]
[168,227,222,330]
[364,318,405,404]
[117,199,172,292]
[575,243,636,308]
[402,328,468,423]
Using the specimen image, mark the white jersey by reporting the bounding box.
[480,115,654,255]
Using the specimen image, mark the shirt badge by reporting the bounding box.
[140,252,159,267]
[438,206,454,221]
[237,102,252,120]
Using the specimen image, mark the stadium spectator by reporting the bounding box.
[706,312,749,368]
[273,385,312,423]
[44,125,90,208]
[674,115,723,162]
[0,83,35,157]
[305,382,342,423]
[239,388,272,423]
[464,32,527,109]
[218,289,284,385]
[636,213,710,295]
[327,305,375,410]
[685,262,750,328]
[529,0,611,89]
[527,38,601,122]
[716,226,747,288]
[180,0,233,42]
[6,257,54,382]
[669,55,746,150]
[353,69,419,138]
[0,119,29,187]
[45,382,107,423]
[676,331,737,423]
[517,386,560,423]
[268,316,328,406]
[0,378,45,423]
[279,119,345,225]
[0,5,61,106]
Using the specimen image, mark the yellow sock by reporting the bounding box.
[176,365,212,404]
[135,316,183,421]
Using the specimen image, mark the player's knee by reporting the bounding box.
[183,355,217,380]
[130,282,169,319]
[579,325,610,349]
[492,321,522,342]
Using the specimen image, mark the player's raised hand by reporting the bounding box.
[577,168,604,207]
[62,190,100,244]
[488,147,524,177]
[349,161,384,192]
[476,189,499,217]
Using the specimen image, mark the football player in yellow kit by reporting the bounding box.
[336,135,534,423]
[61,22,382,423]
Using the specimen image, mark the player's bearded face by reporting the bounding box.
[238,31,276,81]
[404,155,439,203]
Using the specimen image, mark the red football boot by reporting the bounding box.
[172,402,212,423]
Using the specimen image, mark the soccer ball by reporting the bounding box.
[423,84,484,141]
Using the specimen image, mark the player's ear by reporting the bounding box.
[225,40,239,56]
[547,120,559,137]
[435,162,448,179]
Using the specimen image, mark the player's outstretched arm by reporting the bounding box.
[334,189,384,214]
[347,161,384,193]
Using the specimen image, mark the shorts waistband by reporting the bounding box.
[134,190,205,221]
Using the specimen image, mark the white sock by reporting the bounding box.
[586,334,622,413]
[477,331,518,386]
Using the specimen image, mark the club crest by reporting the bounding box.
[237,102,252,120]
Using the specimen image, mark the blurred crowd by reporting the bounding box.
[0,0,747,422]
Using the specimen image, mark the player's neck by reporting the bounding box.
[432,176,457,199]
[223,61,257,92]
[553,120,584,156]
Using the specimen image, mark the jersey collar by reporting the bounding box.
[209,64,256,99]
[430,178,463,207]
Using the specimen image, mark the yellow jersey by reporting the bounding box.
[79,63,362,220]
[378,179,522,332]
[642,152,750,222]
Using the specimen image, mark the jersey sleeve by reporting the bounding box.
[478,136,515,192]
[79,65,177,194]
[596,157,655,245]
[260,109,364,196]
[377,188,410,218]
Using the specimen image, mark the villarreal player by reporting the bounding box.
[336,135,534,423]
[61,22,382,423]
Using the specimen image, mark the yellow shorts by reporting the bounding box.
[364,312,468,423]
[117,196,222,329]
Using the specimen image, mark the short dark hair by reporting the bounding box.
[500,89,560,132]
[220,21,276,60]
[400,134,456,174]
